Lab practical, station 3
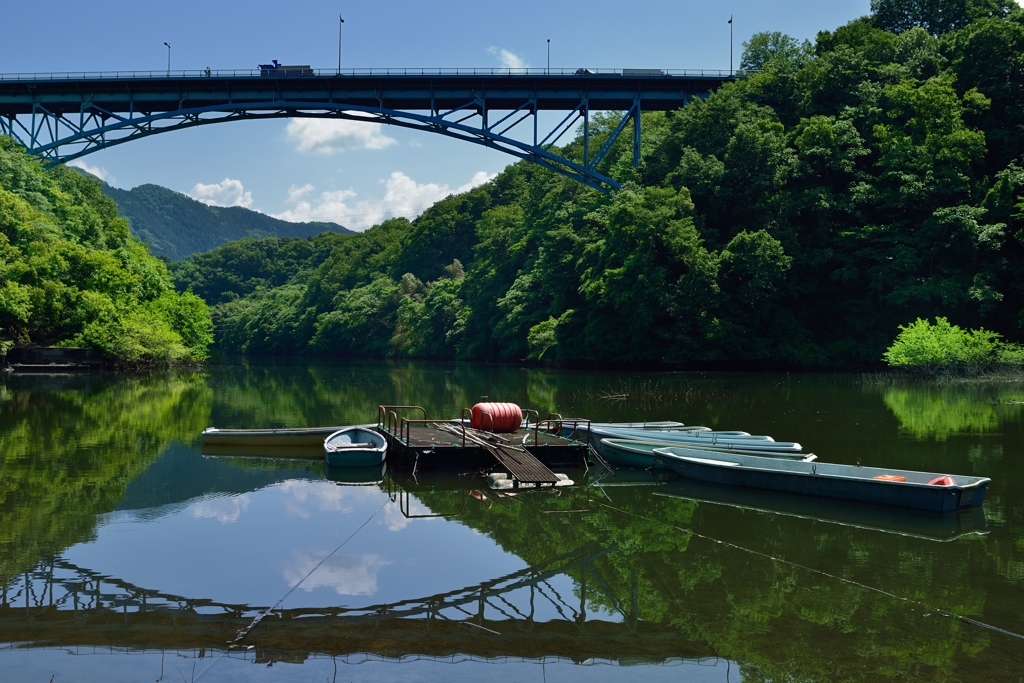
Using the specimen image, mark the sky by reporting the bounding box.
[2,0,874,231]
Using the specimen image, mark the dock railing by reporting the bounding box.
[522,409,541,445]
[378,404,429,451]
[377,404,427,429]
[547,418,592,442]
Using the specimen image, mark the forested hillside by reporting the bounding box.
[173,0,1024,368]
[102,182,352,261]
[0,139,212,365]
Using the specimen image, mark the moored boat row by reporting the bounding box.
[200,405,989,514]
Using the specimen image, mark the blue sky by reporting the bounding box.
[3,0,872,231]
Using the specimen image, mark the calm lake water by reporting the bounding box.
[1,359,1022,682]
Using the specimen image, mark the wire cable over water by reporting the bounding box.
[595,500,1024,642]
[228,498,390,647]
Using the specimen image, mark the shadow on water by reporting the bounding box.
[0,361,1022,681]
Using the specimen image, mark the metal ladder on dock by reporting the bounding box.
[485,443,559,486]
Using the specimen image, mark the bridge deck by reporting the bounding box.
[0,72,731,115]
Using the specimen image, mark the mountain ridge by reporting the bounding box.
[98,180,352,261]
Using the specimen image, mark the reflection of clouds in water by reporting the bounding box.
[190,494,249,524]
[284,550,391,596]
[382,496,436,532]
[278,480,370,519]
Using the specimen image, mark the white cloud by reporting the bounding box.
[487,46,529,71]
[190,494,249,524]
[286,118,398,155]
[273,170,496,231]
[189,178,253,208]
[284,550,391,596]
[67,160,110,182]
[286,183,315,202]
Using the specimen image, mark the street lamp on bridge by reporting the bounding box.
[338,16,345,73]
[163,42,171,76]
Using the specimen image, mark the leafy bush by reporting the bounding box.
[882,317,1024,369]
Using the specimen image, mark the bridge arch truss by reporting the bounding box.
[0,70,732,192]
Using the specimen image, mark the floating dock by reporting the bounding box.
[378,405,589,472]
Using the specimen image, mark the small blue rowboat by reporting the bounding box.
[654,447,990,513]
[600,438,814,469]
[323,427,387,467]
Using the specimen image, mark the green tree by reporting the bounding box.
[871,0,1017,36]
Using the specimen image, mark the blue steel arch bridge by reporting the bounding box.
[0,67,735,192]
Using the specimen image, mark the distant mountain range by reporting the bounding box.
[98,181,352,261]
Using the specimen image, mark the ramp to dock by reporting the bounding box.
[487,444,559,485]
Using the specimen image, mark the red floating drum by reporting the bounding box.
[470,402,522,433]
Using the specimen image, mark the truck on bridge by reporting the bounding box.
[258,60,314,76]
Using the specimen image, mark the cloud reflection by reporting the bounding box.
[190,494,249,524]
[284,550,391,596]
[278,480,357,519]
[383,497,437,532]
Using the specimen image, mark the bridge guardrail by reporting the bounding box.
[0,67,741,81]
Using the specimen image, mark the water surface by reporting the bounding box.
[1,360,1022,681]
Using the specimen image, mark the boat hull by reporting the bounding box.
[656,449,989,513]
[600,439,813,469]
[323,427,387,467]
[600,439,666,468]
[562,424,801,453]
[203,426,354,447]
[201,444,323,459]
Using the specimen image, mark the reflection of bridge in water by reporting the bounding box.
[0,541,711,664]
